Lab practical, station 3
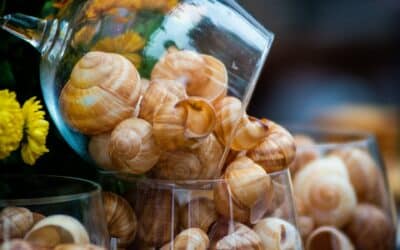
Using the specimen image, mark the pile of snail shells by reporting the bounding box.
[60,48,297,180]
[0,207,105,250]
[290,135,396,250]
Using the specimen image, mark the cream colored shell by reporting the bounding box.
[161,228,209,250]
[0,207,34,240]
[60,51,141,135]
[109,118,161,174]
[214,223,263,250]
[306,226,354,250]
[253,218,301,250]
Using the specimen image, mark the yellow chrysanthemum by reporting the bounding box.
[21,97,49,165]
[141,0,179,12]
[0,90,24,159]
[92,31,146,67]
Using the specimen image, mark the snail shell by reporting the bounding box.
[306,226,354,250]
[179,197,218,232]
[0,207,34,240]
[88,133,114,170]
[330,148,383,205]
[344,204,394,250]
[293,156,357,228]
[297,215,315,240]
[25,215,89,248]
[151,49,228,104]
[212,222,263,250]
[137,190,178,247]
[153,133,224,180]
[0,240,33,250]
[214,156,273,223]
[60,51,141,135]
[247,119,296,173]
[253,218,302,250]
[109,118,161,174]
[161,228,209,250]
[153,97,216,151]
[288,134,320,176]
[139,79,187,123]
[54,244,105,250]
[103,192,137,248]
[214,97,268,151]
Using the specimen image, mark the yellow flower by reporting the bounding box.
[92,31,146,67]
[0,90,24,159]
[141,0,179,12]
[21,97,49,165]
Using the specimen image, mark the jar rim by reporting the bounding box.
[0,175,101,206]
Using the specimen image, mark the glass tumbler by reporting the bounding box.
[288,128,397,250]
[0,175,109,249]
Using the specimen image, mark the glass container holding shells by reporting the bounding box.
[0,0,274,176]
[99,169,303,250]
[0,175,109,249]
[288,128,397,250]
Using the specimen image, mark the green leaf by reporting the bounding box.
[132,10,165,41]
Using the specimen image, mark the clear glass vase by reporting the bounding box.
[0,175,109,249]
[288,127,397,250]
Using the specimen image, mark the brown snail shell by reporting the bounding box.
[344,204,395,250]
[161,228,209,250]
[247,119,296,173]
[0,240,33,250]
[60,51,141,135]
[253,218,302,250]
[306,226,354,250]
[214,156,273,223]
[153,97,216,151]
[288,134,319,176]
[293,156,357,228]
[54,244,105,250]
[139,79,187,123]
[109,118,161,174]
[88,133,114,170]
[151,49,228,104]
[153,133,224,180]
[212,222,263,250]
[137,190,178,247]
[179,197,218,232]
[330,148,383,205]
[25,215,89,248]
[103,192,137,249]
[214,97,268,151]
[0,207,34,240]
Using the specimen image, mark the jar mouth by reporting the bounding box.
[286,124,375,150]
[0,175,101,206]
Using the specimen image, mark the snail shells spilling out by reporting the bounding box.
[253,218,302,250]
[247,119,296,173]
[137,191,178,247]
[154,133,224,180]
[179,197,218,232]
[60,52,141,135]
[25,215,89,248]
[139,79,187,123]
[213,222,263,250]
[293,156,357,228]
[330,148,383,205]
[54,244,105,250]
[103,192,137,248]
[151,49,228,104]
[0,207,34,240]
[109,118,161,174]
[306,226,354,250]
[344,204,394,250]
[88,133,114,170]
[214,156,273,223]
[214,97,268,151]
[161,228,209,250]
[153,97,216,151]
[288,134,319,176]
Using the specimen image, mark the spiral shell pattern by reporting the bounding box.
[60,52,141,135]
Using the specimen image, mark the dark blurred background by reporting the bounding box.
[0,0,399,180]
